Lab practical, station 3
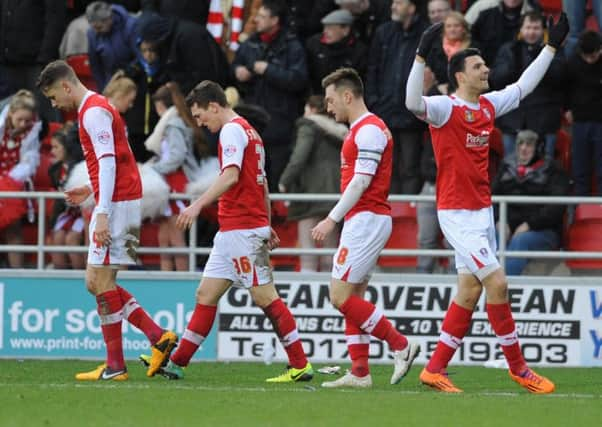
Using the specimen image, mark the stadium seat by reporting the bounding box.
[271,219,300,271]
[378,202,417,268]
[66,54,97,92]
[539,0,562,14]
[566,204,602,269]
[139,221,161,267]
[555,128,571,174]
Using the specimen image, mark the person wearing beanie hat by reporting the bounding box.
[492,128,570,276]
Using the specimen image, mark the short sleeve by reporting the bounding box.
[423,95,453,128]
[219,122,248,170]
[82,106,115,159]
[354,124,387,176]
[482,84,521,118]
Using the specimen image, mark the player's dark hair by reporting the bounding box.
[186,80,228,109]
[578,30,602,55]
[321,67,364,98]
[520,11,545,28]
[36,60,78,92]
[447,48,482,93]
[261,0,288,24]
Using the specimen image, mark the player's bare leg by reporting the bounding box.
[323,279,420,388]
[482,269,555,394]
[76,267,128,381]
[420,274,481,393]
[254,283,313,383]
[157,278,231,379]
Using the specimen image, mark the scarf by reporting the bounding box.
[260,24,281,44]
[207,0,245,51]
[443,37,465,59]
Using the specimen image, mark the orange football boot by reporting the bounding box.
[509,369,555,394]
[419,368,463,393]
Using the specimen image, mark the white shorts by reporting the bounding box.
[88,199,141,267]
[332,212,392,284]
[438,207,500,280]
[203,225,273,288]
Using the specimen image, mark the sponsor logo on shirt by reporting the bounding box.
[96,130,111,145]
[465,131,490,148]
[224,144,237,157]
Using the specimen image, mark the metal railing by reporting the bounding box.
[1,190,602,272]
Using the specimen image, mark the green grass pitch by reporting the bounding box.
[0,360,600,427]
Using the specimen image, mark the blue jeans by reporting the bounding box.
[571,121,602,196]
[505,230,559,276]
[563,0,602,56]
[502,133,557,160]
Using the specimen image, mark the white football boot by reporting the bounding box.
[391,341,421,384]
[321,370,372,388]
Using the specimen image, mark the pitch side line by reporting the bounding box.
[0,382,599,399]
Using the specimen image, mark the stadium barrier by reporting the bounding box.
[2,191,602,271]
[1,270,601,367]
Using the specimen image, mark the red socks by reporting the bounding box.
[339,295,407,351]
[96,289,125,370]
[171,304,217,367]
[345,320,370,377]
[487,303,527,374]
[427,301,473,374]
[263,299,307,369]
[117,285,163,345]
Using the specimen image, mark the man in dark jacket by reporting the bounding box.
[305,9,368,94]
[141,0,209,26]
[86,2,139,91]
[490,11,566,160]
[136,11,230,95]
[566,30,602,196]
[471,0,536,65]
[0,0,66,120]
[232,0,308,192]
[365,0,427,194]
[492,130,570,276]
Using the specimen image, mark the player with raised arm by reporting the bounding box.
[312,68,420,389]
[37,61,178,381]
[405,15,570,394]
[154,80,313,382]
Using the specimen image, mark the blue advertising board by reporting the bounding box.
[0,276,216,361]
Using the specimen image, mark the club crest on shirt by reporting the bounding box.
[464,110,475,123]
[224,144,237,157]
[96,130,111,144]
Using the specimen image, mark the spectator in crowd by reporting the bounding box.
[0,90,42,268]
[425,11,472,95]
[470,0,537,65]
[464,0,538,25]
[366,0,427,194]
[427,0,451,24]
[48,128,85,270]
[565,30,602,196]
[279,95,346,272]
[242,0,317,43]
[309,0,393,46]
[563,0,602,56]
[141,0,210,26]
[145,84,200,272]
[86,1,139,92]
[124,39,170,162]
[136,11,230,95]
[0,0,66,122]
[490,11,567,160]
[305,9,368,94]
[68,0,142,21]
[102,70,138,115]
[492,130,570,276]
[232,0,308,192]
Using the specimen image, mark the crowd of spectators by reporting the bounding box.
[0,0,600,275]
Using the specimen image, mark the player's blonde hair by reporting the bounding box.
[103,70,137,99]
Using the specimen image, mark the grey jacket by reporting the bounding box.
[150,115,200,181]
[279,114,346,220]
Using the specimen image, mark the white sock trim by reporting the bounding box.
[280,329,300,347]
[183,329,205,346]
[122,297,141,319]
[346,334,371,345]
[440,331,462,349]
[497,329,518,346]
[360,308,383,334]
[99,310,123,325]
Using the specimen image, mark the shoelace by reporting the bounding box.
[519,369,541,384]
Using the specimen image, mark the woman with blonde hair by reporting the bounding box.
[425,11,472,95]
[0,89,42,267]
[103,70,137,114]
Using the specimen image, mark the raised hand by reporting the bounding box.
[547,12,570,50]
[416,22,443,59]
